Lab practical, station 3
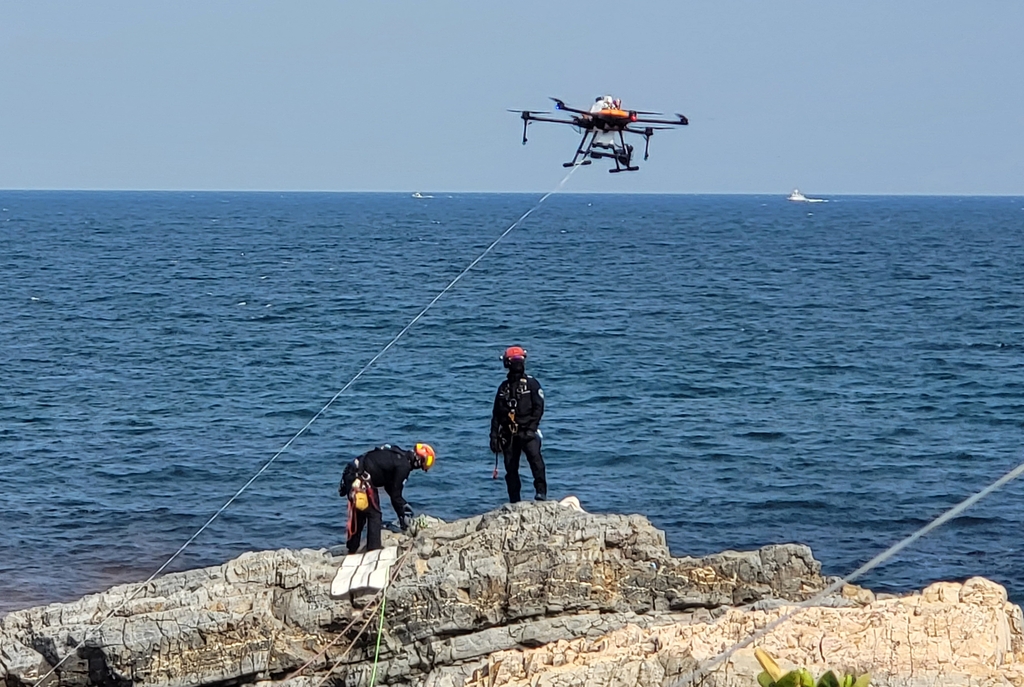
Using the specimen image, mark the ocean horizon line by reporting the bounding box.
[2,188,1023,198]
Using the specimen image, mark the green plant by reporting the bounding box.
[754,648,870,687]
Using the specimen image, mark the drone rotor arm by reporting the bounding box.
[510,110,565,143]
[548,97,591,116]
[624,126,672,133]
[630,114,689,126]
[519,114,585,126]
[511,110,587,144]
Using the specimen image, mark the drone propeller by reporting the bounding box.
[507,109,550,115]
[676,114,689,125]
[632,110,663,115]
[549,97,567,110]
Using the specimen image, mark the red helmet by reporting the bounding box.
[502,346,527,367]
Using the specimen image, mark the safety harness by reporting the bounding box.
[498,376,530,447]
[343,456,381,539]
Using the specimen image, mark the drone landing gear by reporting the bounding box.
[607,135,638,172]
[563,160,592,167]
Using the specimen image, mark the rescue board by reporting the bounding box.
[330,545,399,597]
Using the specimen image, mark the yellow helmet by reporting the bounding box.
[414,443,435,471]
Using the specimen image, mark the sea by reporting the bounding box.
[2,191,1023,615]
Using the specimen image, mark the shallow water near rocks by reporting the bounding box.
[2,191,1023,614]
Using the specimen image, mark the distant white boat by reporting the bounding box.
[411,192,433,199]
[788,188,826,203]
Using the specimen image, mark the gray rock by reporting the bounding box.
[0,504,828,687]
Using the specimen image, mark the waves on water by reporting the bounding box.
[2,192,1023,613]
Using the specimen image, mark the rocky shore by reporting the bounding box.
[2,502,1022,687]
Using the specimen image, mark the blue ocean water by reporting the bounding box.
[2,191,1023,615]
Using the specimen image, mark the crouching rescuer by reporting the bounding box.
[489,346,547,502]
[339,442,435,554]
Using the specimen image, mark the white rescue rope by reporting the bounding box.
[39,164,1015,687]
[30,164,582,686]
[672,457,1024,686]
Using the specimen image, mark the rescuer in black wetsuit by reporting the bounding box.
[489,346,547,502]
[339,443,435,554]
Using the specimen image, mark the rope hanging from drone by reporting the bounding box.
[28,162,584,687]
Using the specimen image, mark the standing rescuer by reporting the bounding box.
[339,442,435,554]
[490,346,547,502]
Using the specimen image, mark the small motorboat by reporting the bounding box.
[411,192,434,199]
[787,188,826,203]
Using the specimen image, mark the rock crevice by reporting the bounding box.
[3,503,1017,687]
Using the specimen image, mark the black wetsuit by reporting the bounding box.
[340,445,417,553]
[489,373,547,502]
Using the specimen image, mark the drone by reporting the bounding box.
[510,95,689,172]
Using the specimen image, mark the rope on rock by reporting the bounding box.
[671,457,1024,687]
[30,165,580,687]
[283,550,411,686]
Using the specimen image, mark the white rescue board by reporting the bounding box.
[330,546,399,596]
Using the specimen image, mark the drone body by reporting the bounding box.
[511,95,688,172]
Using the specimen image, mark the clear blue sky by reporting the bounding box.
[2,2,1022,194]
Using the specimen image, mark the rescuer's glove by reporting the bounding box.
[398,504,415,531]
